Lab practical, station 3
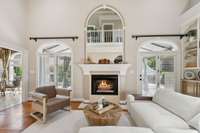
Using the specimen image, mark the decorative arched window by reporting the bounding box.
[85,5,125,63]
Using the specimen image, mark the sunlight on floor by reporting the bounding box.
[0,92,22,111]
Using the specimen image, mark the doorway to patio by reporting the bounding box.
[138,40,178,96]
[0,48,23,110]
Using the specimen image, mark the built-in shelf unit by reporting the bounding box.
[181,3,200,96]
[182,19,200,69]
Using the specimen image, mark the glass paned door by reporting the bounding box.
[140,54,176,96]
[159,55,176,90]
[141,56,158,96]
[56,56,71,88]
[39,55,56,86]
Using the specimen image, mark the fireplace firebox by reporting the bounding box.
[91,75,118,95]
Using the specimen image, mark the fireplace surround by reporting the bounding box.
[79,64,131,103]
[91,75,118,95]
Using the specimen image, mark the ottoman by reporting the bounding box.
[79,126,154,133]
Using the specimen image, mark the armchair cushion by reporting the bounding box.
[56,88,71,96]
[35,86,56,99]
[47,96,69,113]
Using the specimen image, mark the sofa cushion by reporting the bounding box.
[36,85,56,99]
[79,127,154,133]
[129,101,189,129]
[155,128,198,133]
[153,89,200,121]
[188,113,200,131]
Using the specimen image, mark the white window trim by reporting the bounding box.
[87,25,96,30]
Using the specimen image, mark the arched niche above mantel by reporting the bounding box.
[84,5,126,64]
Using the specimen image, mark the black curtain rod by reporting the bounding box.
[30,36,79,42]
[132,34,188,40]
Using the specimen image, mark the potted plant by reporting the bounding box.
[14,66,23,80]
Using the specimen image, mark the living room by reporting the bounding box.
[0,0,200,133]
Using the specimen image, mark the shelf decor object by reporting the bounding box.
[182,18,199,69]
[197,70,200,80]
[184,70,196,80]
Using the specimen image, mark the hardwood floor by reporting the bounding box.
[0,101,81,133]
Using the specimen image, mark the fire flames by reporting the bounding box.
[98,80,112,90]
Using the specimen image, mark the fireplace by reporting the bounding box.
[91,75,118,95]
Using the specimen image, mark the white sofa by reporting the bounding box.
[127,89,200,133]
[79,127,154,133]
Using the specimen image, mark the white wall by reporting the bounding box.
[0,0,29,101]
[27,0,189,100]
[0,0,28,48]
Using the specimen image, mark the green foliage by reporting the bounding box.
[147,57,156,70]
[56,56,71,88]
[14,66,23,77]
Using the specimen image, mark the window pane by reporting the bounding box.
[39,54,71,88]
[160,55,175,90]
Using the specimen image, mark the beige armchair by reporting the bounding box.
[30,85,71,123]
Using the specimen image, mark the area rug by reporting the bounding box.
[22,110,134,133]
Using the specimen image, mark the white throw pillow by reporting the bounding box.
[127,95,135,103]
[188,113,200,131]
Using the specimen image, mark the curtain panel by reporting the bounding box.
[1,48,11,81]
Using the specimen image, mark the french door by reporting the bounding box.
[38,54,71,88]
[139,53,176,96]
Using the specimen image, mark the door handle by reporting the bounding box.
[139,74,142,81]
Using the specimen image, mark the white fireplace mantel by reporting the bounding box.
[79,64,131,76]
